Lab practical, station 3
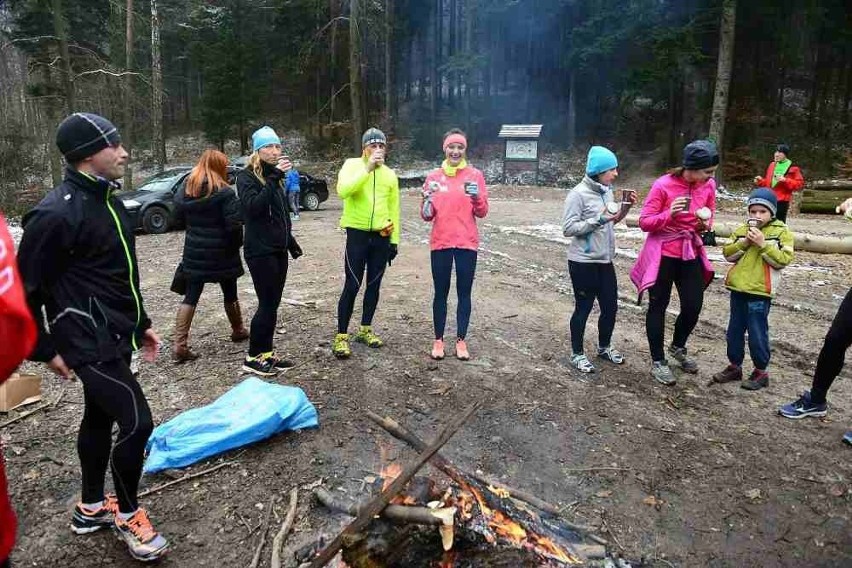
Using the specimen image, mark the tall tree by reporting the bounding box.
[123,0,133,190]
[151,0,165,171]
[349,0,365,151]
[384,0,395,128]
[708,0,737,163]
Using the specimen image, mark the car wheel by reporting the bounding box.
[142,205,170,234]
[302,191,321,211]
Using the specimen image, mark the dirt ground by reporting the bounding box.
[4,183,852,567]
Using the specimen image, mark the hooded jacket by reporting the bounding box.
[722,219,794,297]
[237,162,300,259]
[336,157,400,244]
[174,183,244,282]
[421,164,488,251]
[17,168,151,369]
[561,175,617,263]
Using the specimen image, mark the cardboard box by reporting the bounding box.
[0,373,42,412]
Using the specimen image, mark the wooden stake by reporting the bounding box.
[249,496,276,568]
[307,399,482,567]
[271,488,299,568]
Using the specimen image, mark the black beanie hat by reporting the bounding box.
[776,143,790,156]
[682,140,719,170]
[361,127,387,147]
[56,112,121,163]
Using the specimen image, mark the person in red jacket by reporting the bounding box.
[0,213,38,568]
[754,143,804,223]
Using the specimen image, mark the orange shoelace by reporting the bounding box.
[122,509,156,542]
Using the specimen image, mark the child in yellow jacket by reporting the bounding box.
[712,188,794,390]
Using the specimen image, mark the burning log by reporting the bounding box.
[314,486,457,530]
[307,399,483,568]
[365,412,598,565]
[366,411,607,547]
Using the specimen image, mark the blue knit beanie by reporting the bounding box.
[747,187,777,217]
[586,146,618,176]
[252,126,281,152]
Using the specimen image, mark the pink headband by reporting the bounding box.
[443,133,467,151]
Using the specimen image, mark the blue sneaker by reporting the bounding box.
[779,391,827,419]
[843,431,852,446]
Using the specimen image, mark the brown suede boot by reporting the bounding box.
[224,301,249,342]
[173,304,199,362]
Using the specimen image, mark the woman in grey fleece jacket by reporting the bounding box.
[561,146,636,373]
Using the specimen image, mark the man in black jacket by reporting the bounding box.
[17,113,169,562]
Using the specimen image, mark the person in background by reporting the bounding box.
[17,113,169,561]
[712,189,794,391]
[630,140,718,386]
[561,146,636,373]
[779,197,852,446]
[286,166,301,221]
[171,149,248,362]
[421,128,489,361]
[0,213,38,568]
[237,126,303,376]
[332,128,400,359]
[754,143,804,224]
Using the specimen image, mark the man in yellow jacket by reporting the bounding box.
[333,128,401,358]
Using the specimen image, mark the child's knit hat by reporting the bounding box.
[747,187,777,217]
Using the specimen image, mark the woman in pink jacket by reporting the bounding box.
[421,129,489,360]
[630,140,718,385]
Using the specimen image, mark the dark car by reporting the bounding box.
[231,156,329,212]
[121,163,329,234]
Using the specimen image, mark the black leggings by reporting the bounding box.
[646,257,706,361]
[337,228,390,333]
[568,261,618,354]
[76,357,153,514]
[811,287,852,404]
[431,248,478,340]
[246,252,288,356]
[182,278,238,307]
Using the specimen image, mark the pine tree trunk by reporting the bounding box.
[151,0,165,172]
[566,70,576,146]
[708,0,736,170]
[51,0,75,113]
[329,0,338,124]
[430,0,440,135]
[123,0,134,189]
[384,0,395,129]
[349,0,365,152]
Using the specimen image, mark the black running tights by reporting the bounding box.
[568,261,618,355]
[431,248,478,340]
[646,257,706,362]
[246,252,288,356]
[811,287,852,404]
[76,357,153,514]
[337,228,390,333]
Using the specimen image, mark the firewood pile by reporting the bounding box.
[286,402,633,568]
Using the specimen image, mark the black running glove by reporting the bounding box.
[387,244,398,266]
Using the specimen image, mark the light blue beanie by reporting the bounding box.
[586,146,618,176]
[252,126,281,152]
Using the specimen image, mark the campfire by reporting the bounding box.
[291,403,624,567]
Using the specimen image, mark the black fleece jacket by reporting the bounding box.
[17,168,151,368]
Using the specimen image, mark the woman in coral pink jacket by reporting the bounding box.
[630,140,718,386]
[421,129,489,361]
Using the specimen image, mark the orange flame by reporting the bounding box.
[438,550,456,568]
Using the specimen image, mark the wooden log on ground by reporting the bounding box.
[307,399,483,568]
[314,487,455,527]
[623,216,852,254]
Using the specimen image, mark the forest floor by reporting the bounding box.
[4,182,852,567]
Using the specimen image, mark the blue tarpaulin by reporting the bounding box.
[143,376,319,473]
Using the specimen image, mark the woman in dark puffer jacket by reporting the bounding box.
[172,149,248,362]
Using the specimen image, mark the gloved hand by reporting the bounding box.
[289,239,303,260]
[387,244,398,266]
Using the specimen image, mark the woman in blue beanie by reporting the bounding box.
[561,146,636,373]
[236,126,303,376]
